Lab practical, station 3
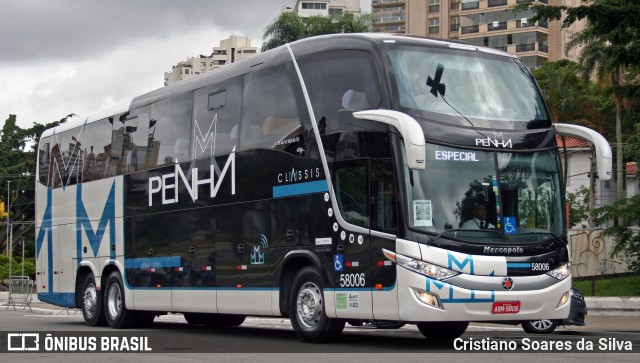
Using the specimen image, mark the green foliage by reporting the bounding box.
[625,121,640,164]
[262,12,373,51]
[0,254,35,281]
[566,186,590,228]
[573,274,640,296]
[593,194,640,272]
[1,114,69,254]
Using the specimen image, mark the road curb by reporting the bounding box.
[585,297,640,317]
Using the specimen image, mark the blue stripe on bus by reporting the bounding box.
[507,263,532,268]
[272,180,328,198]
[38,292,76,308]
[124,256,182,269]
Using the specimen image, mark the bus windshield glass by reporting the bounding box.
[386,46,549,126]
[404,143,565,244]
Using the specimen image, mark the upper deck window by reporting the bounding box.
[299,50,383,134]
[386,45,549,129]
[240,65,303,152]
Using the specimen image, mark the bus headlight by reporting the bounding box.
[396,254,459,280]
[546,262,571,281]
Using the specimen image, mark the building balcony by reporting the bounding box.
[511,42,548,54]
[488,0,507,6]
[461,1,480,10]
[374,15,405,24]
[458,18,550,37]
[488,21,507,31]
[450,23,460,32]
[372,0,406,6]
[451,2,460,11]
[461,24,479,34]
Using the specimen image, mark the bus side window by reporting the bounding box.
[192,77,242,159]
[111,107,151,175]
[371,159,397,234]
[83,118,113,182]
[150,92,193,166]
[38,138,51,187]
[50,128,83,188]
[333,160,369,228]
[240,65,302,151]
[299,51,383,134]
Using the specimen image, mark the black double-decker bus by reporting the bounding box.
[36,34,611,343]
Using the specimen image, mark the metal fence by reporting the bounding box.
[4,276,33,312]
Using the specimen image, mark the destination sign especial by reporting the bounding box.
[434,150,480,162]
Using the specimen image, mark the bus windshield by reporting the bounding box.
[386,46,549,126]
[404,143,565,244]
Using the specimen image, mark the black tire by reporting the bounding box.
[289,267,345,343]
[80,274,106,326]
[416,321,469,341]
[521,319,559,334]
[104,271,139,329]
[183,313,246,327]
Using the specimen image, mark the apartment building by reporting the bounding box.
[164,35,259,86]
[289,0,361,17]
[373,0,586,68]
[372,0,407,33]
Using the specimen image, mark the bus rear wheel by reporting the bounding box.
[81,274,106,326]
[289,267,344,343]
[416,321,468,341]
[183,313,246,327]
[104,271,139,329]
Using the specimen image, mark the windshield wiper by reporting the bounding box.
[429,228,500,244]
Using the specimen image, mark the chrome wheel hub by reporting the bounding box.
[296,282,322,329]
[106,283,122,320]
[83,283,97,318]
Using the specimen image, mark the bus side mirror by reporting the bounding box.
[553,123,612,181]
[353,110,426,170]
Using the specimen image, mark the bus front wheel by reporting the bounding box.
[416,321,468,341]
[289,267,344,343]
[104,271,139,329]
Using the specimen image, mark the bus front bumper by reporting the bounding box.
[397,266,572,322]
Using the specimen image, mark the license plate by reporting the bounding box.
[491,301,521,314]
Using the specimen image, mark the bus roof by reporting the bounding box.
[40,33,515,138]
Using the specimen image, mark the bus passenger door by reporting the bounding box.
[369,158,399,321]
[332,159,373,319]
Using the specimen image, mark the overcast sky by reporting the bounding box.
[0,0,372,129]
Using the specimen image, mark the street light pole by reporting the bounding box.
[6,180,11,279]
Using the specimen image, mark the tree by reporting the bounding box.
[517,0,640,201]
[262,12,373,51]
[593,194,640,272]
[1,114,69,256]
[566,186,590,228]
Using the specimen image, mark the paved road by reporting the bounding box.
[1,309,639,361]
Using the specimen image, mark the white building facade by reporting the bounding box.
[164,35,259,86]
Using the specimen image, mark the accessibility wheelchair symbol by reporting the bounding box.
[504,217,517,235]
[334,254,344,272]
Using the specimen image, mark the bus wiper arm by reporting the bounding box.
[429,228,498,243]
[515,231,565,244]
